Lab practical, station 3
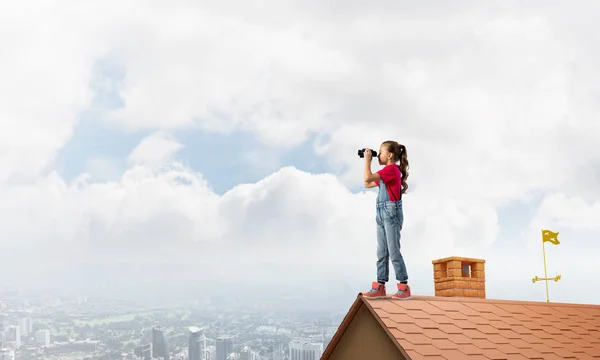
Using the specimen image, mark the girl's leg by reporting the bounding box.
[383,203,411,300]
[384,223,408,283]
[376,218,389,283]
[383,204,409,282]
[363,208,389,298]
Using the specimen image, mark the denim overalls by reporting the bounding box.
[375,178,408,283]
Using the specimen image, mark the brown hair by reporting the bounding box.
[382,140,409,194]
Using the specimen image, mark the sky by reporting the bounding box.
[1,1,599,308]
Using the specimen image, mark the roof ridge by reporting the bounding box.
[362,294,600,308]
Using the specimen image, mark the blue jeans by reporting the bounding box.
[375,181,408,283]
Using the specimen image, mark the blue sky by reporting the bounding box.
[54,57,329,194]
[55,122,333,195]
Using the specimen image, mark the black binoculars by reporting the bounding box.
[358,148,378,158]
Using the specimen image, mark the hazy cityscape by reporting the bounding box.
[0,287,343,360]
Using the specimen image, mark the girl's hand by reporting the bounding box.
[364,148,372,161]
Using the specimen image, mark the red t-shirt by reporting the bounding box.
[375,165,402,201]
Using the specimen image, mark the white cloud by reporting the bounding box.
[0,1,108,182]
[128,131,183,168]
[1,1,599,305]
[1,135,597,304]
[530,193,600,231]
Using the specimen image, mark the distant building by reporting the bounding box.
[19,318,32,336]
[272,342,285,360]
[152,326,170,360]
[216,336,234,360]
[134,343,151,359]
[188,326,205,360]
[35,330,50,346]
[289,341,323,360]
[239,346,252,360]
[7,326,19,345]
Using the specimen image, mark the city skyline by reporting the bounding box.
[0,291,334,359]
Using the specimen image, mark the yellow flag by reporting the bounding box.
[542,229,560,245]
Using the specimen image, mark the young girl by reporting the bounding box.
[362,141,411,300]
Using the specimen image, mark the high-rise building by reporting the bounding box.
[216,336,234,360]
[19,318,32,336]
[35,330,50,346]
[188,326,205,360]
[152,326,170,360]
[289,341,323,360]
[239,346,252,360]
[272,342,284,360]
[8,326,19,345]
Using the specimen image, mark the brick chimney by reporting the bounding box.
[432,256,486,298]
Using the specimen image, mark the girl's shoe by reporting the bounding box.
[392,283,411,300]
[362,281,387,299]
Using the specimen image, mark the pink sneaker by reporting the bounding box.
[391,283,411,300]
[362,281,387,299]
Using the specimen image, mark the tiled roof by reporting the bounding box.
[325,294,600,360]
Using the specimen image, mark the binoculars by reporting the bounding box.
[358,148,378,158]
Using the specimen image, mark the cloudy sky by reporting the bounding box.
[1,1,599,306]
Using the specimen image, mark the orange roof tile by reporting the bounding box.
[322,294,600,359]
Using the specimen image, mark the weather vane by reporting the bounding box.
[532,229,561,302]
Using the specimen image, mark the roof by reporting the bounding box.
[322,294,600,360]
[188,326,204,333]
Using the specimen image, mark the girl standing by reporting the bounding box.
[362,141,411,300]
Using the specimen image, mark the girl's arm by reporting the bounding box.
[364,155,381,184]
[364,181,378,188]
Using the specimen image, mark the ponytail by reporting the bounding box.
[382,141,409,194]
[398,144,409,194]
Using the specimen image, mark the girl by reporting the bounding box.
[362,141,411,300]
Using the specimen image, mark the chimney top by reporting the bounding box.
[432,256,486,299]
